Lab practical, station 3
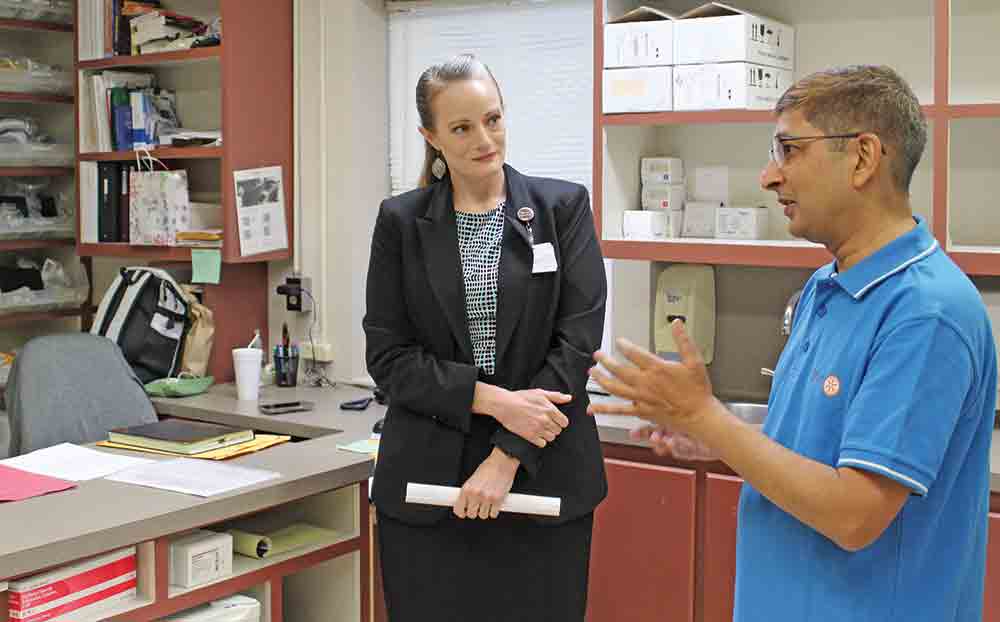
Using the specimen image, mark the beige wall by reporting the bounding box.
[271,0,389,382]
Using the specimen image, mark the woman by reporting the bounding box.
[363,54,607,621]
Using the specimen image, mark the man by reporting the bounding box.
[589,65,997,621]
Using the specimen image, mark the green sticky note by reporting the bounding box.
[192,249,222,284]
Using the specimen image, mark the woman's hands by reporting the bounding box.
[454,447,520,519]
[481,386,571,448]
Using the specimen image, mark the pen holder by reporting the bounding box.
[274,354,299,387]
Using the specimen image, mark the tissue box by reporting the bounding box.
[682,202,720,238]
[640,157,684,184]
[674,62,793,111]
[604,67,673,113]
[716,205,769,239]
[623,209,681,239]
[170,530,233,588]
[673,3,795,70]
[641,183,686,211]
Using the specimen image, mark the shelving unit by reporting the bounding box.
[0,10,92,332]
[73,0,293,381]
[594,0,1000,275]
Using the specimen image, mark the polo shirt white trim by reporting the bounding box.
[851,239,939,299]
[837,458,929,495]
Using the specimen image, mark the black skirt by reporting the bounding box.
[377,510,594,622]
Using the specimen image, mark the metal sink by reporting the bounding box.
[723,401,768,425]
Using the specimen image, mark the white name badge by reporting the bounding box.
[532,242,558,274]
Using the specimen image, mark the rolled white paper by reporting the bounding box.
[405,483,561,517]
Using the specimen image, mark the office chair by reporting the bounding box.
[6,333,157,456]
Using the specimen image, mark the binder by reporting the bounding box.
[97,162,120,243]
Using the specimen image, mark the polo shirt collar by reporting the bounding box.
[825,216,939,300]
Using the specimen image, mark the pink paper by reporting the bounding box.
[0,464,77,502]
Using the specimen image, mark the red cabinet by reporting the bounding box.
[984,513,1000,621]
[587,459,697,622]
[702,474,744,622]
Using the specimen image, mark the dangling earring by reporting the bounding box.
[431,151,447,180]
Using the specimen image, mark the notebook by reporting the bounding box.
[108,419,254,455]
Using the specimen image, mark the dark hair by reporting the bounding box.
[415,54,504,187]
[775,65,927,194]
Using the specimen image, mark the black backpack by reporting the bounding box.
[91,266,191,383]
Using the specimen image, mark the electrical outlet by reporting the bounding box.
[282,275,312,313]
[300,342,334,362]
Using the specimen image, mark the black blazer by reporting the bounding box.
[363,164,608,525]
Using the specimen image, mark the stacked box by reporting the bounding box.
[8,547,137,622]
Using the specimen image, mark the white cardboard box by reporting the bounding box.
[641,183,686,211]
[603,66,673,113]
[682,201,721,238]
[640,157,684,184]
[161,595,261,622]
[674,62,792,111]
[673,2,795,70]
[693,166,730,203]
[716,205,768,239]
[604,6,675,68]
[623,209,681,239]
[169,530,233,588]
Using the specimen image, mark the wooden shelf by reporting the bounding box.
[79,147,223,161]
[0,18,72,32]
[0,166,73,177]
[947,104,1000,119]
[603,110,774,126]
[601,239,831,268]
[0,305,95,328]
[0,92,73,105]
[0,238,75,251]
[77,46,222,71]
[76,243,193,261]
[602,105,942,128]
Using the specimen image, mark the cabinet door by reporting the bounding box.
[984,512,1000,621]
[703,474,744,622]
[587,459,696,622]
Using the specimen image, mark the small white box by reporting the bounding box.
[673,62,793,111]
[640,157,684,184]
[604,6,675,68]
[623,209,681,239]
[694,166,730,203]
[170,530,233,588]
[673,2,795,70]
[682,201,721,238]
[641,183,686,211]
[603,66,673,113]
[716,205,768,239]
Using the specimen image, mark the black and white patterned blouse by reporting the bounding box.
[455,203,505,375]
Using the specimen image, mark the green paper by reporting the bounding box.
[192,248,221,284]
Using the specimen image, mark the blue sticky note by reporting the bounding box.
[192,249,221,285]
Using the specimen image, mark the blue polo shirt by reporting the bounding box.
[735,217,997,622]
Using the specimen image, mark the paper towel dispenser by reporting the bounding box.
[654,264,715,364]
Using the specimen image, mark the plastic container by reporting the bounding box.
[0,0,73,24]
[0,142,73,166]
[0,57,73,95]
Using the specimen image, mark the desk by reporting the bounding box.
[0,384,383,622]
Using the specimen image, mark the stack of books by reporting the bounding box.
[130,10,208,55]
[108,419,254,456]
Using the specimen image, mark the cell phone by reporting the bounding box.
[259,400,314,415]
[340,397,373,411]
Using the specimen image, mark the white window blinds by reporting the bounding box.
[387,0,594,196]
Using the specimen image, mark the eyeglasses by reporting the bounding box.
[769,133,877,167]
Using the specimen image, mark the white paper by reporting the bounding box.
[105,458,281,497]
[531,242,558,274]
[405,483,561,517]
[233,166,289,257]
[0,443,154,481]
